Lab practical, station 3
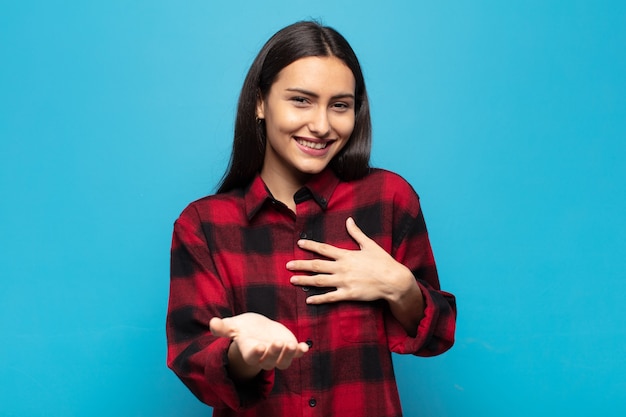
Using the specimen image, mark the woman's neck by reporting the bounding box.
[260,167,311,213]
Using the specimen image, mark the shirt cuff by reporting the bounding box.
[205,337,275,410]
[386,280,439,354]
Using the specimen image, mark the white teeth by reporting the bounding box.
[297,139,328,150]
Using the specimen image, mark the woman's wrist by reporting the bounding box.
[227,340,262,382]
[384,264,425,336]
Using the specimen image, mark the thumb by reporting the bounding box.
[210,317,235,338]
[345,217,369,248]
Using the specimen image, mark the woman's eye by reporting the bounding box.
[332,102,352,111]
[290,96,309,105]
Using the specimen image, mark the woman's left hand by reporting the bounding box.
[287,217,416,305]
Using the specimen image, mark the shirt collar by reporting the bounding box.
[244,168,340,220]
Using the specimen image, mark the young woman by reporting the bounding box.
[167,21,456,417]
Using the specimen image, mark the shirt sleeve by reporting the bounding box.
[385,182,457,356]
[166,204,274,410]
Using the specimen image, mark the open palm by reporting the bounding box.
[210,312,309,371]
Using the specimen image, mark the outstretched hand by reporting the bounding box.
[287,217,417,305]
[210,312,309,379]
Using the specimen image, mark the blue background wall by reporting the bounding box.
[1,1,624,416]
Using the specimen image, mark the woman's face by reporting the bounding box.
[257,56,356,188]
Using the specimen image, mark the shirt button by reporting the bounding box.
[308,398,317,407]
[306,339,313,348]
[320,197,327,205]
[299,231,307,239]
[302,286,310,292]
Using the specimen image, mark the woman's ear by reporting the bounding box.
[256,91,265,120]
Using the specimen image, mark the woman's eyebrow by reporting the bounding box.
[285,87,355,100]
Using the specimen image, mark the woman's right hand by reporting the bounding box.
[210,312,309,380]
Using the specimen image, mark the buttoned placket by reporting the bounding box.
[293,190,325,416]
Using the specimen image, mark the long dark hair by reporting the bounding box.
[217,21,372,193]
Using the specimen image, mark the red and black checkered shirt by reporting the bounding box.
[167,168,456,417]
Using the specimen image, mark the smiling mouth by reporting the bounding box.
[296,138,331,150]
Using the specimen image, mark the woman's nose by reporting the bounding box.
[308,108,331,137]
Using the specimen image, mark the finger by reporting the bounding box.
[345,217,371,249]
[297,239,343,259]
[276,341,311,370]
[294,342,310,357]
[305,289,344,305]
[290,273,337,288]
[286,259,336,274]
[258,341,284,370]
[274,342,297,370]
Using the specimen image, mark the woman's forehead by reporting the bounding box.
[272,56,356,94]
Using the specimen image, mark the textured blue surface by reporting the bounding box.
[1,1,625,416]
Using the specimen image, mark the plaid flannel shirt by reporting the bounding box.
[167,168,456,417]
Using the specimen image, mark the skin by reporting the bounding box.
[210,56,425,382]
[257,56,356,209]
